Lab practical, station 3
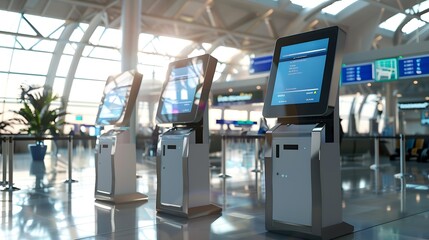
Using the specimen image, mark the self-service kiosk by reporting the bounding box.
[155,54,221,218]
[262,26,353,239]
[94,70,148,203]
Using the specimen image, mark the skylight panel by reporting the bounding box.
[24,14,65,38]
[211,46,241,63]
[422,12,429,22]
[188,48,206,58]
[0,10,21,33]
[379,13,406,31]
[290,0,328,9]
[380,1,429,34]
[322,0,357,15]
[157,36,192,56]
[402,18,426,34]
[405,0,429,14]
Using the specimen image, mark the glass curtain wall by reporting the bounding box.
[0,11,248,132]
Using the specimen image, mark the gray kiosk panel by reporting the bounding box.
[160,137,185,207]
[97,139,113,194]
[272,134,312,226]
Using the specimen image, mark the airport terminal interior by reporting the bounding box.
[1,0,429,239]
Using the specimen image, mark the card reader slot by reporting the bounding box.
[163,145,165,156]
[167,145,176,149]
[283,144,298,150]
[276,144,279,158]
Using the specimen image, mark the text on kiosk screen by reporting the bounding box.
[161,63,202,115]
[271,38,329,106]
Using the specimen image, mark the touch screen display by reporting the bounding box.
[271,38,329,106]
[156,54,217,124]
[97,86,129,122]
[96,70,142,126]
[160,63,202,115]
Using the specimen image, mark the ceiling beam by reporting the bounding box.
[41,0,51,15]
[52,0,105,9]
[244,8,273,33]
[163,0,188,18]
[228,12,259,30]
[137,12,274,44]
[282,0,336,36]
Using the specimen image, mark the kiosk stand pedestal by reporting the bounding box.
[95,129,148,203]
[155,54,221,218]
[262,27,353,239]
[157,109,221,218]
[93,70,147,204]
[265,102,353,239]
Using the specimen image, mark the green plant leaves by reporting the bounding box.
[12,85,67,140]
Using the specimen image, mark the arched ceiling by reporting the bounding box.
[1,0,428,57]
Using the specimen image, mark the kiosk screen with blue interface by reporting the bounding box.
[271,38,328,106]
[263,26,344,118]
[160,64,201,115]
[156,54,217,124]
[96,70,142,126]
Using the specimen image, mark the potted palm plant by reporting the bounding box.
[12,85,66,161]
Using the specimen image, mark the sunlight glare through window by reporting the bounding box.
[322,0,357,15]
[290,0,328,9]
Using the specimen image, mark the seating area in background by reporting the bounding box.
[389,136,429,162]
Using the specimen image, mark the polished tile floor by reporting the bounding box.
[1,141,429,239]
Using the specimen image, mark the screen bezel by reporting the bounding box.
[95,70,142,126]
[156,54,217,124]
[263,26,343,118]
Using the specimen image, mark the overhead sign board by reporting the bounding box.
[398,55,429,78]
[250,55,272,74]
[212,90,264,106]
[375,58,398,82]
[341,63,374,85]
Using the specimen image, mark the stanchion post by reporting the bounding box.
[218,135,231,178]
[65,135,78,183]
[370,136,380,170]
[1,137,8,186]
[395,134,409,180]
[251,137,262,173]
[4,137,19,191]
[400,134,405,174]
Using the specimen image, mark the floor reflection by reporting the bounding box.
[156,213,220,240]
[0,147,429,239]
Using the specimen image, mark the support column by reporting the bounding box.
[384,83,396,135]
[121,0,142,144]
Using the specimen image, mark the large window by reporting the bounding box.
[0,10,249,131]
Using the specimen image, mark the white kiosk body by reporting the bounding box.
[155,54,221,218]
[263,26,353,239]
[158,120,213,215]
[94,70,147,203]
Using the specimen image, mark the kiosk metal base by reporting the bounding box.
[267,221,354,240]
[95,192,148,204]
[157,204,222,219]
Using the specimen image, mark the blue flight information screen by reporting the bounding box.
[271,38,329,106]
[341,63,374,85]
[398,55,429,78]
[160,63,201,115]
